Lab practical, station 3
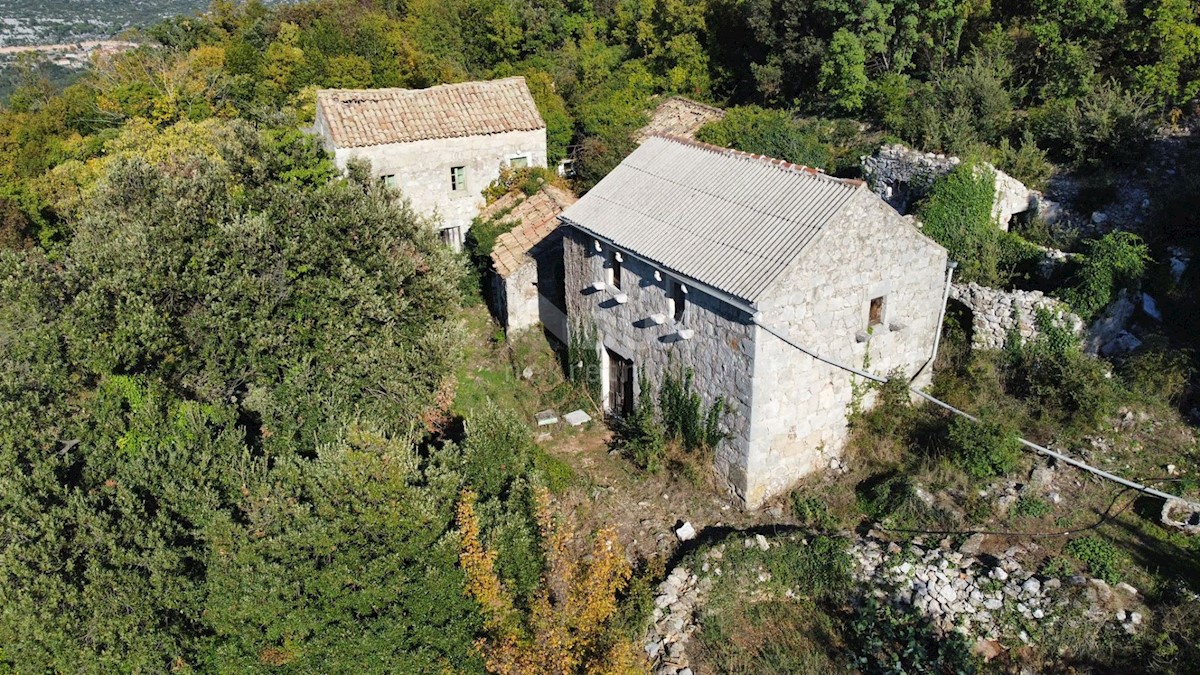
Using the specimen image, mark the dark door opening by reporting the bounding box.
[606,348,634,417]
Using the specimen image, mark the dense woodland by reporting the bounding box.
[2,0,1200,672]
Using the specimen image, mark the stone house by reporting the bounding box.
[559,135,951,508]
[482,184,576,343]
[314,77,547,248]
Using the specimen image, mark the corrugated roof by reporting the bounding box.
[489,185,577,278]
[559,135,864,306]
[316,77,545,148]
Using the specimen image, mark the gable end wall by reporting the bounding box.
[744,190,949,507]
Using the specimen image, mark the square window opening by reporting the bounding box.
[869,296,885,327]
[608,252,622,290]
[439,226,461,249]
[450,166,466,192]
[510,156,529,169]
[380,174,397,188]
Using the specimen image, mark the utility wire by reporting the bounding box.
[752,318,1196,507]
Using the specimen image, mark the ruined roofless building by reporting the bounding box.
[314,77,547,249]
[559,135,952,508]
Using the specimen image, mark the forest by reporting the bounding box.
[2,0,1200,672]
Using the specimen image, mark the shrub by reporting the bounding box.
[695,106,831,169]
[916,162,1041,286]
[1060,231,1151,320]
[1028,83,1153,169]
[946,415,1023,479]
[1066,536,1125,584]
[791,494,838,530]
[1004,309,1118,431]
[991,132,1054,190]
[660,367,725,453]
[616,371,666,472]
[857,473,918,522]
[847,596,979,674]
[1122,347,1194,404]
[1012,496,1052,519]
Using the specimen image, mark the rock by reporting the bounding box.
[984,598,1003,610]
[959,533,986,556]
[1143,293,1162,321]
[1130,611,1143,625]
[675,522,696,542]
[563,409,591,426]
[1048,491,1062,504]
[1092,211,1109,225]
[535,409,558,426]
[755,534,770,552]
[1022,577,1042,596]
[1116,582,1139,596]
[990,567,1009,582]
[521,366,534,380]
[939,584,958,603]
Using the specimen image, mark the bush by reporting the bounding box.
[1060,231,1150,320]
[1013,496,1052,519]
[660,367,725,453]
[791,494,838,530]
[1028,83,1153,170]
[1122,347,1194,404]
[1004,309,1118,431]
[991,131,1054,190]
[617,371,666,472]
[916,162,1041,287]
[695,106,831,169]
[1066,536,1125,583]
[946,415,1023,479]
[847,596,979,674]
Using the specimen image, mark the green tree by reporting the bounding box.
[820,29,869,113]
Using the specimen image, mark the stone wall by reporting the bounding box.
[862,144,1039,230]
[747,191,949,507]
[950,282,1083,350]
[562,227,757,501]
[327,128,547,241]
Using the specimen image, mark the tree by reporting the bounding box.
[820,29,869,113]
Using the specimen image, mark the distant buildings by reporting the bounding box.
[314,77,548,248]
[559,135,951,507]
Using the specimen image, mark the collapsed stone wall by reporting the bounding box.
[862,144,1043,230]
[950,282,1083,350]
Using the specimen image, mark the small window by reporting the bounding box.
[668,280,686,322]
[450,166,466,192]
[380,174,397,188]
[510,156,529,169]
[608,251,622,290]
[869,296,886,327]
[439,226,461,248]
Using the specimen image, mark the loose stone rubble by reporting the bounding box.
[644,532,1146,672]
[950,282,1084,350]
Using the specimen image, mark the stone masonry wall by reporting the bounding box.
[329,128,547,239]
[747,190,948,508]
[500,261,540,333]
[950,282,1083,351]
[563,227,756,501]
[862,144,1039,230]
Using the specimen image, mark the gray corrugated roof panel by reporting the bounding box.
[560,135,864,306]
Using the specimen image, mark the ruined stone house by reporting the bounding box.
[559,135,951,508]
[483,184,577,344]
[313,77,547,248]
[635,96,726,143]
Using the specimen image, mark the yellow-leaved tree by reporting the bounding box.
[457,489,645,675]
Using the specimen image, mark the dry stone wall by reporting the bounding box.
[950,282,1083,350]
[862,144,1041,229]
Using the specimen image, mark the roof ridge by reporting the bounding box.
[317,76,527,99]
[647,133,864,188]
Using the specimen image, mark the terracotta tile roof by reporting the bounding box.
[636,96,726,143]
[489,184,577,278]
[316,77,545,148]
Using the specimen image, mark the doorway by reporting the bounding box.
[605,347,634,416]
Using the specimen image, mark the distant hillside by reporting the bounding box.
[0,0,283,47]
